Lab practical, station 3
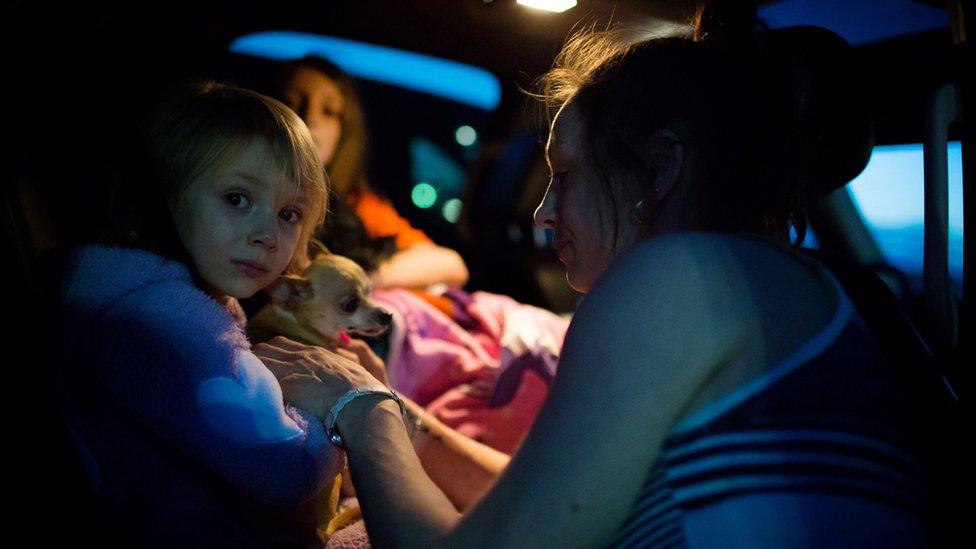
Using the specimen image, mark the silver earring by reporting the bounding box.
[632,186,661,225]
[632,197,649,225]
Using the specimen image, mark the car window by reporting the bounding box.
[759,0,950,45]
[409,136,468,224]
[847,141,964,285]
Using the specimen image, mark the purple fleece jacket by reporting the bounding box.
[57,245,341,546]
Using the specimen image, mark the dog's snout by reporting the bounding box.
[377,310,393,326]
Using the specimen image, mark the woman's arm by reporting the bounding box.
[371,243,469,290]
[274,337,509,510]
[404,396,510,511]
[351,190,469,289]
[261,234,746,548]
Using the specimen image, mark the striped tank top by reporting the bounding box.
[608,266,932,548]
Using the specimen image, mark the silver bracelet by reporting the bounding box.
[404,405,428,442]
[325,387,404,449]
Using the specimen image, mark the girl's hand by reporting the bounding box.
[253,336,381,420]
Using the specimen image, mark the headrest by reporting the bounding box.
[770,25,875,196]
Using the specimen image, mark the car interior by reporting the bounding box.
[6,0,971,544]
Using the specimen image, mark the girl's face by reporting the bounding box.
[535,104,641,293]
[279,66,344,166]
[172,137,308,300]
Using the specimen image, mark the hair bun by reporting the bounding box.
[692,0,762,45]
[767,26,875,196]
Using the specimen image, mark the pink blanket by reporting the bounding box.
[374,289,568,453]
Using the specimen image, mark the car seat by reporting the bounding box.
[774,25,965,546]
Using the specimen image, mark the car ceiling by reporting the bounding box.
[8,0,958,158]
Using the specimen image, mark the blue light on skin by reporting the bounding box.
[759,0,949,46]
[412,183,438,209]
[229,32,501,111]
[847,142,963,280]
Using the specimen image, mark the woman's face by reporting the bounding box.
[172,138,308,300]
[279,66,344,166]
[534,104,641,293]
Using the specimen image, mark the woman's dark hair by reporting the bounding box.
[274,56,369,198]
[537,0,810,246]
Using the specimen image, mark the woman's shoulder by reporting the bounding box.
[572,233,753,364]
[599,232,759,295]
[611,232,827,296]
[622,230,792,260]
[584,232,835,349]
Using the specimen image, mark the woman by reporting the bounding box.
[255,2,934,547]
[274,56,469,290]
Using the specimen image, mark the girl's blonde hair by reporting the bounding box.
[145,81,328,273]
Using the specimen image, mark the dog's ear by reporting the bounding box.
[265,275,313,309]
[308,238,332,260]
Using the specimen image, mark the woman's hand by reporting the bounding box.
[253,336,381,420]
[316,337,390,386]
[338,338,389,386]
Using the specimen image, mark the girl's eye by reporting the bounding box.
[340,296,360,314]
[225,193,251,209]
[279,208,303,225]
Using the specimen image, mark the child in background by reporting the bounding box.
[273,58,567,457]
[274,56,469,290]
[56,82,341,546]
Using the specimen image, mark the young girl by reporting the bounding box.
[55,82,339,546]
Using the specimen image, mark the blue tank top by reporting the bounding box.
[608,265,932,548]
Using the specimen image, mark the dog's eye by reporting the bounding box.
[340,297,360,314]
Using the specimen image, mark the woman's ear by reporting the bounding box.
[646,129,683,201]
[633,129,684,226]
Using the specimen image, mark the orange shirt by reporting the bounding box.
[348,189,433,250]
[348,189,455,314]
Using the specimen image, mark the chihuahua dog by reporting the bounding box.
[246,244,391,539]
[247,244,393,347]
